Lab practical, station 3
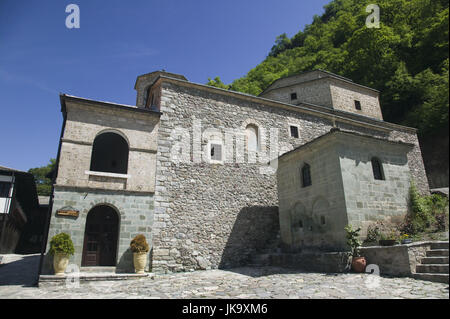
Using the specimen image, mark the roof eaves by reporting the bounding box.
[60,94,162,116]
[278,128,415,161]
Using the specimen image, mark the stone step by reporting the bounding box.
[39,272,152,284]
[426,249,449,257]
[421,256,449,264]
[416,264,449,274]
[431,242,449,250]
[412,273,449,284]
[79,266,116,273]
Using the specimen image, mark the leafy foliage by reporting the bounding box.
[365,220,401,243]
[400,182,449,234]
[364,183,449,243]
[207,0,449,138]
[28,158,56,196]
[345,225,362,257]
[130,234,150,253]
[49,233,75,256]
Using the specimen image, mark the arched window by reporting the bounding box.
[371,157,384,180]
[245,124,259,152]
[301,163,312,187]
[90,132,129,174]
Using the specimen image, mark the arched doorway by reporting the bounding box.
[81,205,119,267]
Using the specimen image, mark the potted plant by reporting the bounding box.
[345,225,366,272]
[400,234,412,244]
[379,229,399,246]
[49,233,75,276]
[130,234,150,274]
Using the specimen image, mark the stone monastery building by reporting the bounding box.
[42,70,430,274]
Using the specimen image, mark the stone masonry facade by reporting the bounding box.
[149,74,429,273]
[277,130,414,252]
[42,96,159,274]
[42,187,154,273]
[44,70,430,275]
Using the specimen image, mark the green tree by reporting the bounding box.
[28,159,56,196]
[206,0,449,139]
[206,77,230,90]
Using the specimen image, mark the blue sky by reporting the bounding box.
[0,0,329,171]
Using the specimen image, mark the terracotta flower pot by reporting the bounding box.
[133,252,147,274]
[53,253,69,276]
[351,256,367,273]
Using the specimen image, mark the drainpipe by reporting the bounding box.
[36,94,67,285]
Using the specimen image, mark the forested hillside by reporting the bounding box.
[207,0,449,138]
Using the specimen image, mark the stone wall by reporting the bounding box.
[260,71,382,120]
[57,100,159,193]
[261,80,333,108]
[42,187,154,274]
[360,242,433,276]
[338,134,414,235]
[151,78,430,273]
[277,130,414,251]
[277,139,348,251]
[329,79,382,120]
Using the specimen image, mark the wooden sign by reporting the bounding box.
[56,207,79,218]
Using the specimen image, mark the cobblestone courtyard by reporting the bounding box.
[0,254,448,299]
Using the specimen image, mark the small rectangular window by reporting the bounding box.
[290,126,299,138]
[354,100,361,110]
[301,164,312,188]
[210,144,222,161]
[290,93,297,100]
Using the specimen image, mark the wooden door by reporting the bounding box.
[81,206,119,266]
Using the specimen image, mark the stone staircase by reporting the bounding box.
[249,231,283,266]
[249,232,351,273]
[413,242,449,284]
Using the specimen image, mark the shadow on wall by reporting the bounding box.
[116,248,133,273]
[219,206,279,269]
[116,247,153,273]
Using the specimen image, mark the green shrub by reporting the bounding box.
[401,183,449,235]
[345,225,362,257]
[364,220,401,243]
[49,233,75,256]
[379,228,401,241]
[365,223,382,243]
[130,234,150,253]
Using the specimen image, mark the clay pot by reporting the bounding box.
[133,252,147,274]
[53,253,69,276]
[351,256,367,272]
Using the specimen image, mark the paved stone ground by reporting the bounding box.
[0,254,448,299]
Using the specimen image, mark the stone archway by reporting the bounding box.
[81,205,120,267]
